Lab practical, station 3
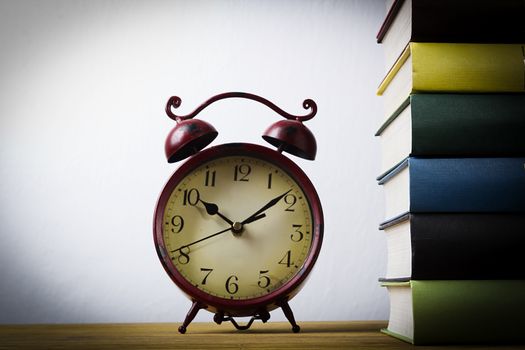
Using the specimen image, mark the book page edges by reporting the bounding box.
[376,157,408,183]
[375,95,411,136]
[381,281,410,287]
[377,43,411,96]
[381,328,414,344]
[379,212,410,230]
[376,0,406,43]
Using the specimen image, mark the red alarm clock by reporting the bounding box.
[153,93,323,333]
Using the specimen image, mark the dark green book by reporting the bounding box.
[375,94,525,174]
[381,280,525,345]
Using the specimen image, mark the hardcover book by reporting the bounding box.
[382,280,525,345]
[377,0,525,72]
[376,94,525,174]
[380,213,525,281]
[376,43,525,120]
[377,157,525,220]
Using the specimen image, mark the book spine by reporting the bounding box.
[410,0,525,43]
[411,280,525,344]
[411,43,525,93]
[410,213,525,280]
[409,157,525,212]
[410,94,525,156]
[377,0,525,44]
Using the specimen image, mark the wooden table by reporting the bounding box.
[1,321,524,349]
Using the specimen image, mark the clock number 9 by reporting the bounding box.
[182,188,200,206]
[225,275,239,294]
[170,215,184,233]
[284,194,297,212]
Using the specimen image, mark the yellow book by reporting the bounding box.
[377,43,525,122]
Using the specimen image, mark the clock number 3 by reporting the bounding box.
[291,224,303,242]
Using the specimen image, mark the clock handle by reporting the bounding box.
[165,92,317,122]
[163,92,319,161]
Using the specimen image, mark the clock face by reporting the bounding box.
[155,144,322,308]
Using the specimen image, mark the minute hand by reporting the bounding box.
[241,189,292,225]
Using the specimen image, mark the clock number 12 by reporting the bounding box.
[234,164,251,182]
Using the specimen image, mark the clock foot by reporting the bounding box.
[179,301,203,334]
[278,299,300,333]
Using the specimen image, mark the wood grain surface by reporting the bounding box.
[1,321,524,350]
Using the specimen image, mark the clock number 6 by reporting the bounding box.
[225,275,239,294]
[183,188,200,206]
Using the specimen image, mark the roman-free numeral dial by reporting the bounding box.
[162,155,313,300]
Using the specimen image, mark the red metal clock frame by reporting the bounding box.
[153,142,324,333]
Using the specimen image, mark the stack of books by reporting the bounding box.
[375,0,525,345]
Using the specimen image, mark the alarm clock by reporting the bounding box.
[153,92,323,333]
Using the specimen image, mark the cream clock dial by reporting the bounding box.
[162,155,313,300]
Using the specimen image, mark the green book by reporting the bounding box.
[375,94,525,174]
[381,280,525,345]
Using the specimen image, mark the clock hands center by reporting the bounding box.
[176,189,292,255]
[171,212,267,254]
[198,198,265,234]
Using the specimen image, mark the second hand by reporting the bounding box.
[171,226,232,253]
[171,212,267,254]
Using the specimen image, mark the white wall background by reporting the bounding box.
[0,0,387,324]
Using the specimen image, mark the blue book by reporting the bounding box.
[377,157,525,221]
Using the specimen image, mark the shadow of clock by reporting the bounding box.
[179,321,386,334]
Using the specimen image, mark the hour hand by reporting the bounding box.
[199,199,234,226]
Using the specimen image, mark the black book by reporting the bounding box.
[379,213,525,281]
[377,0,525,73]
